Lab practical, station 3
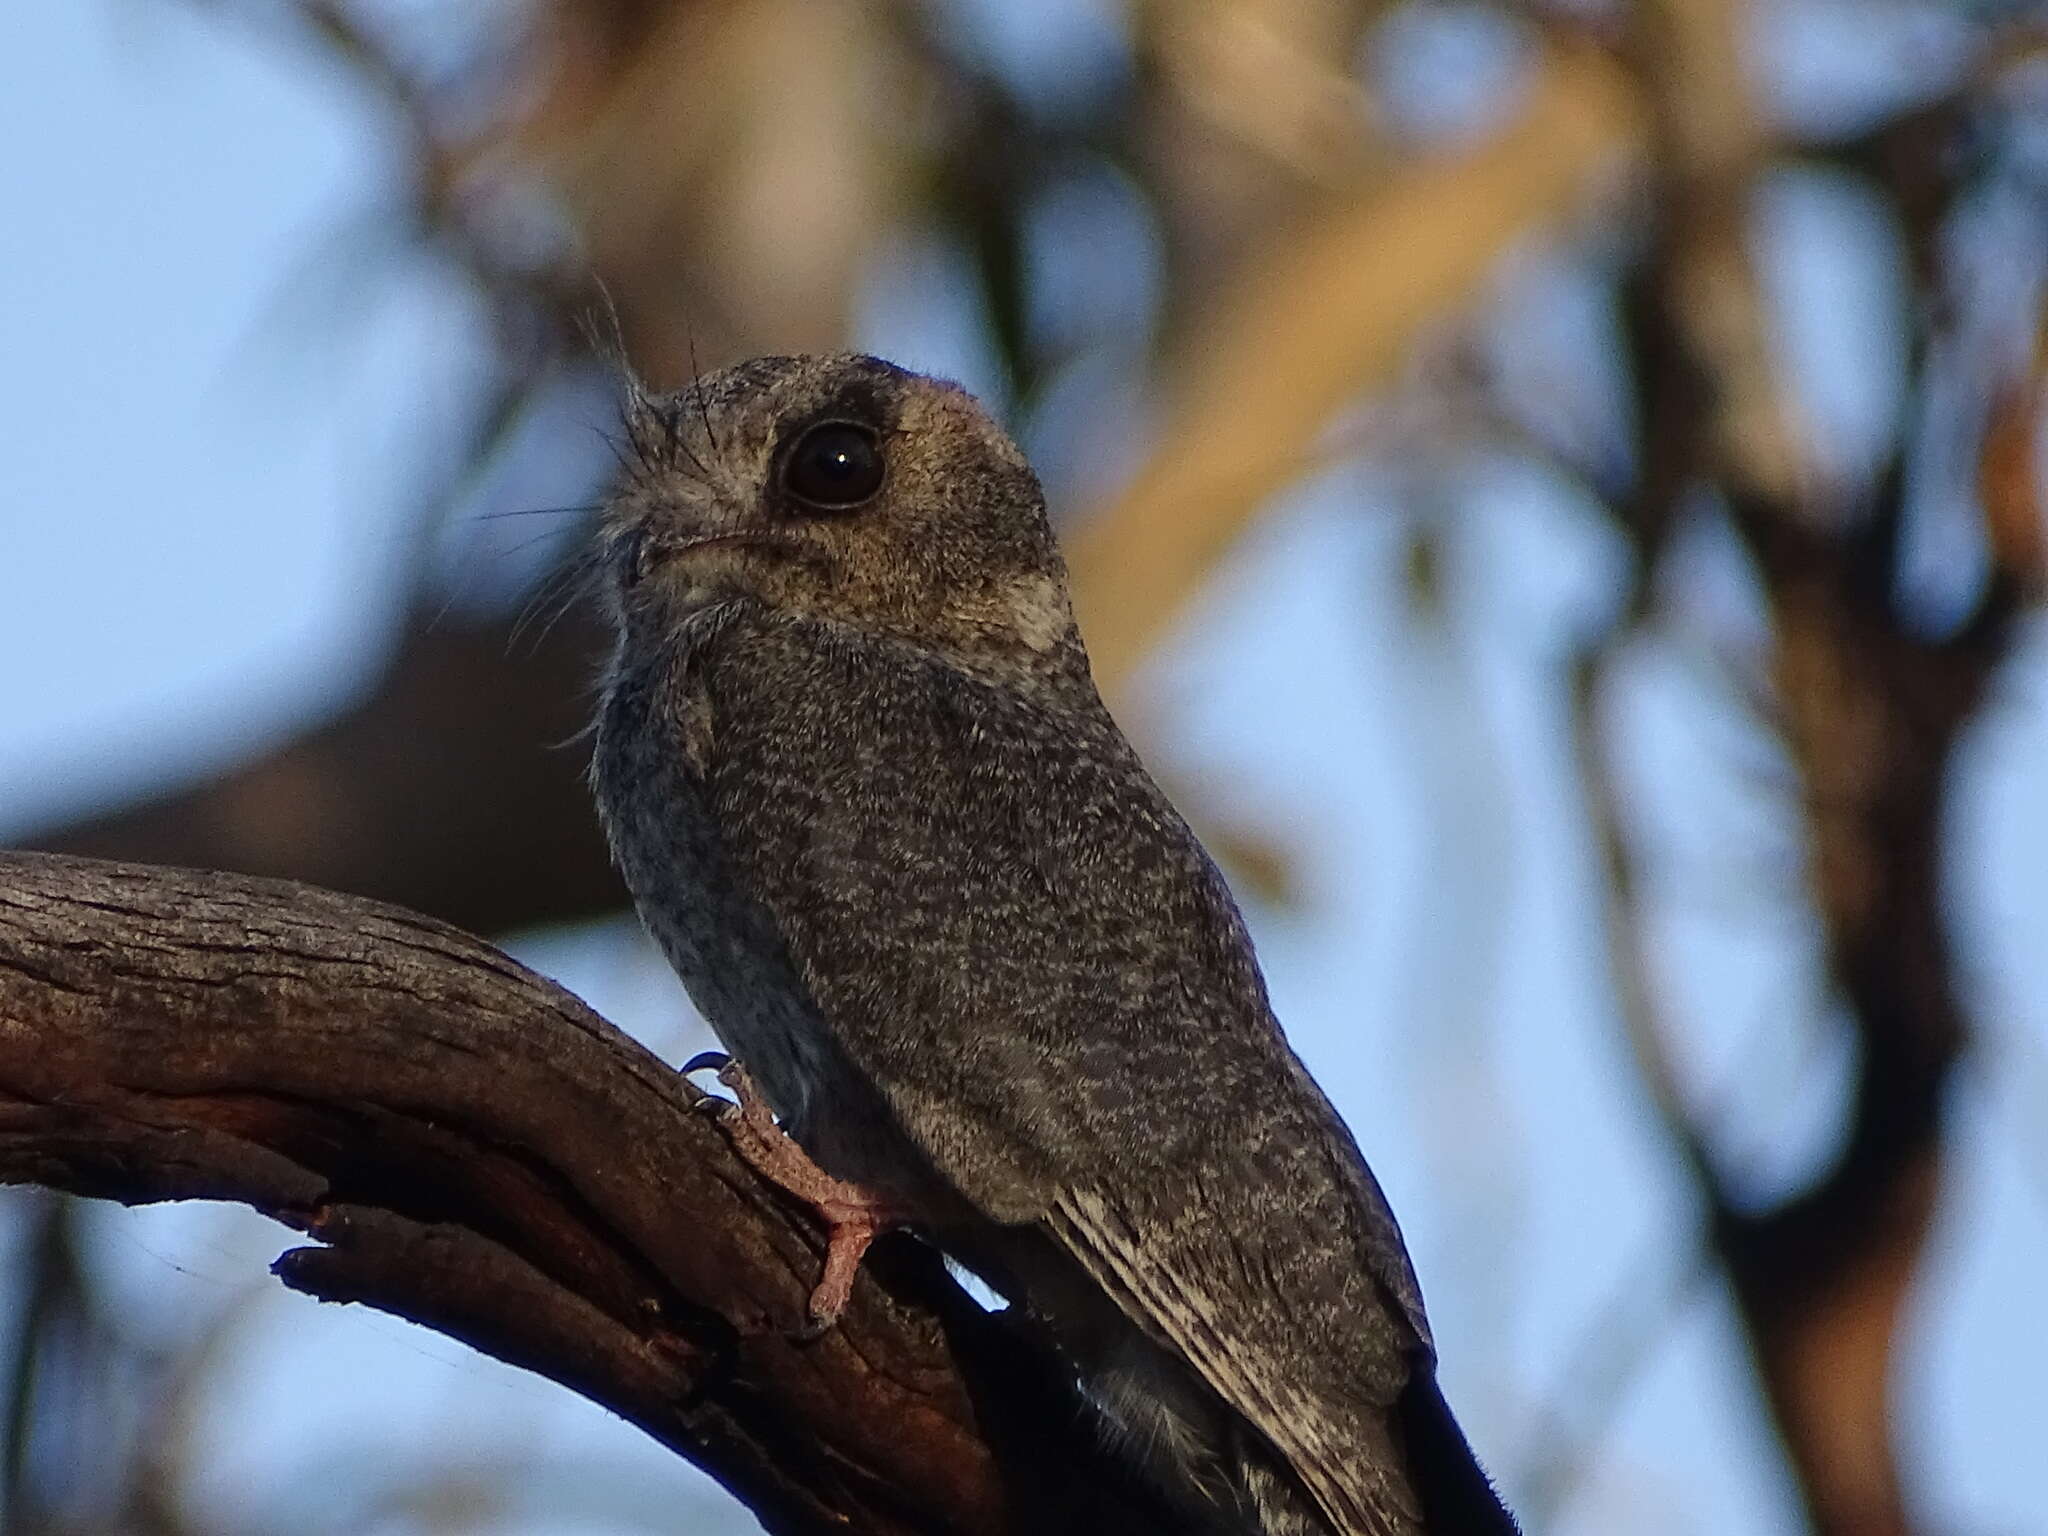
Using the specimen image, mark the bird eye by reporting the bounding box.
[781,422,884,510]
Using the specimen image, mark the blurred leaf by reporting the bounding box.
[1069,40,1641,688]
[530,0,914,365]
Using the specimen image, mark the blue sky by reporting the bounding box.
[3,5,2044,1534]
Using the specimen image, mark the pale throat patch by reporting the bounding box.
[992,571,1072,652]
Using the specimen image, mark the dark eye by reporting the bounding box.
[781,422,884,509]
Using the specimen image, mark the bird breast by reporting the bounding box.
[592,638,835,1133]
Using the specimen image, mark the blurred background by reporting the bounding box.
[4,1,2047,1532]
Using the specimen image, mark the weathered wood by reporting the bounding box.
[0,851,1158,1536]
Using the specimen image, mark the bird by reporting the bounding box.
[587,352,1518,1536]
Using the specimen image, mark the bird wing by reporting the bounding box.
[1046,1177,1425,1536]
[699,621,1436,1535]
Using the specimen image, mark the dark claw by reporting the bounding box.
[788,1310,840,1345]
[683,1050,737,1114]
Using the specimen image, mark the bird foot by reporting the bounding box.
[683,1051,900,1337]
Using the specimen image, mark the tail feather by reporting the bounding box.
[1396,1370,1520,1535]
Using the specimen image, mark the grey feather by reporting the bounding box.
[589,354,1517,1536]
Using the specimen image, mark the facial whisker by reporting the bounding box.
[507,545,603,655]
[688,331,723,457]
[496,524,586,564]
[668,410,716,485]
[467,504,601,523]
[591,422,640,481]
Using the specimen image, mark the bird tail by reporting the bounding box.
[1396,1370,1520,1535]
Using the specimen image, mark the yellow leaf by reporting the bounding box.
[1070,42,1642,689]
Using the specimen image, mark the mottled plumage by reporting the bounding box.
[588,354,1516,1536]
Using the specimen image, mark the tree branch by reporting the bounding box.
[0,851,1161,1536]
[1610,6,2013,1531]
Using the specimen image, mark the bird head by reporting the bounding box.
[600,354,1082,671]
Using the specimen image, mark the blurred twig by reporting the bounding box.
[1070,37,1640,688]
[1582,3,2029,1530]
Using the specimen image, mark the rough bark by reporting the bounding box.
[0,851,1162,1536]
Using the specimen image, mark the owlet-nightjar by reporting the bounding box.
[589,354,1517,1536]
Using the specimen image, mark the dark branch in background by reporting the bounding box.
[1579,6,2034,1533]
[23,611,624,938]
[20,0,1089,943]
[0,852,1168,1536]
